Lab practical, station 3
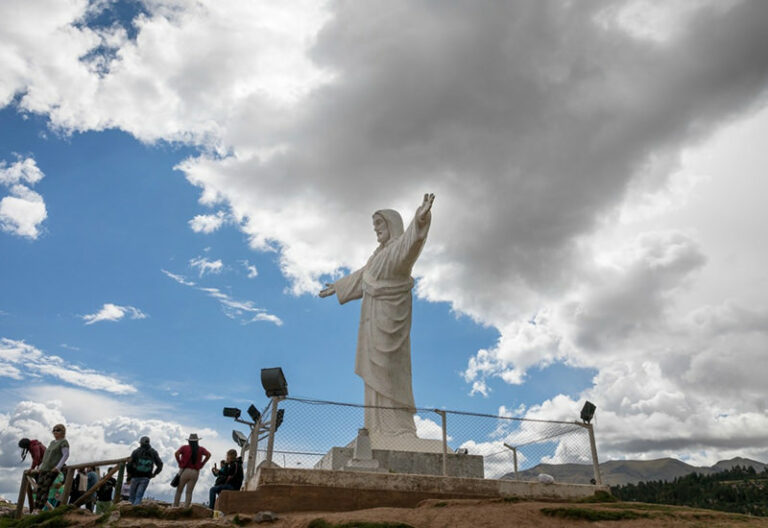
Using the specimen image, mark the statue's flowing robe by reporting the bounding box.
[333,210,430,437]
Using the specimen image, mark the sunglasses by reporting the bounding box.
[52,428,64,432]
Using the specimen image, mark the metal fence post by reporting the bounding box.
[266,396,280,465]
[246,417,261,484]
[503,443,519,480]
[434,410,448,476]
[586,423,603,486]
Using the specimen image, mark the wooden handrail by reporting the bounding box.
[15,457,131,519]
[62,457,131,471]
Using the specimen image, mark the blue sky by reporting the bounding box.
[2,0,768,503]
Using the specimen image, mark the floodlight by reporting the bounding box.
[580,401,596,424]
[247,404,261,423]
[232,430,249,449]
[274,409,285,431]
[455,448,468,455]
[223,407,241,418]
[261,367,288,398]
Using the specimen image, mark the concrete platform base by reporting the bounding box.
[315,446,484,478]
[218,466,607,514]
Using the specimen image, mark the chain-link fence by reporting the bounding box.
[242,397,600,484]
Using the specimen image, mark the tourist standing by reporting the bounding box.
[173,433,210,507]
[18,438,46,470]
[33,424,69,512]
[127,436,163,505]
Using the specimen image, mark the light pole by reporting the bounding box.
[222,367,289,487]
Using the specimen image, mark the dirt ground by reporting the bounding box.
[7,498,768,528]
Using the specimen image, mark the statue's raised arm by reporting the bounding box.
[416,193,435,225]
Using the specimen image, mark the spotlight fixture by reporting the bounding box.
[223,407,241,419]
[274,409,285,431]
[232,430,249,449]
[247,404,261,423]
[261,367,288,398]
[580,401,596,424]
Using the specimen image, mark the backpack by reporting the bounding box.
[135,454,153,474]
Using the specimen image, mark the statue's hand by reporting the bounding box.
[416,193,435,223]
[319,283,336,298]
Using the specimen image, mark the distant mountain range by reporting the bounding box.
[504,457,767,486]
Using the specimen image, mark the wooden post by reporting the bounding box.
[15,471,28,519]
[113,462,125,504]
[25,474,36,512]
[61,467,75,508]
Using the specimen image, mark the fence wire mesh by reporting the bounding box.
[242,397,597,483]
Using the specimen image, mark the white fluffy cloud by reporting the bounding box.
[188,211,228,234]
[0,338,136,394]
[0,157,47,239]
[82,303,148,325]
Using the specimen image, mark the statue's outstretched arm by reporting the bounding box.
[319,282,336,298]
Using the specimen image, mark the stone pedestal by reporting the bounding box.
[368,432,444,453]
[315,445,484,478]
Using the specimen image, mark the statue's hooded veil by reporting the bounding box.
[373,209,404,245]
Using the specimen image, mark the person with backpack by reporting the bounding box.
[173,433,210,507]
[18,438,46,470]
[208,449,244,509]
[127,436,163,505]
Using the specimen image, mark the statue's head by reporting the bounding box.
[373,209,404,245]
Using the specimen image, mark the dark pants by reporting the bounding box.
[209,484,235,509]
[34,471,58,510]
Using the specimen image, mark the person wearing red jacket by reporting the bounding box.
[18,438,46,470]
[173,433,210,508]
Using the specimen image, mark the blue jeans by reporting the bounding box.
[129,477,150,505]
[209,483,235,509]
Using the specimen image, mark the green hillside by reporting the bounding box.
[509,457,767,486]
[611,465,768,516]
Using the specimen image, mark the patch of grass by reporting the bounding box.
[608,502,685,513]
[232,514,250,526]
[541,507,649,521]
[501,496,524,503]
[0,506,73,528]
[308,520,415,528]
[577,490,618,503]
[95,504,115,525]
[432,502,448,508]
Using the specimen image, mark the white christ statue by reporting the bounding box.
[320,193,435,444]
